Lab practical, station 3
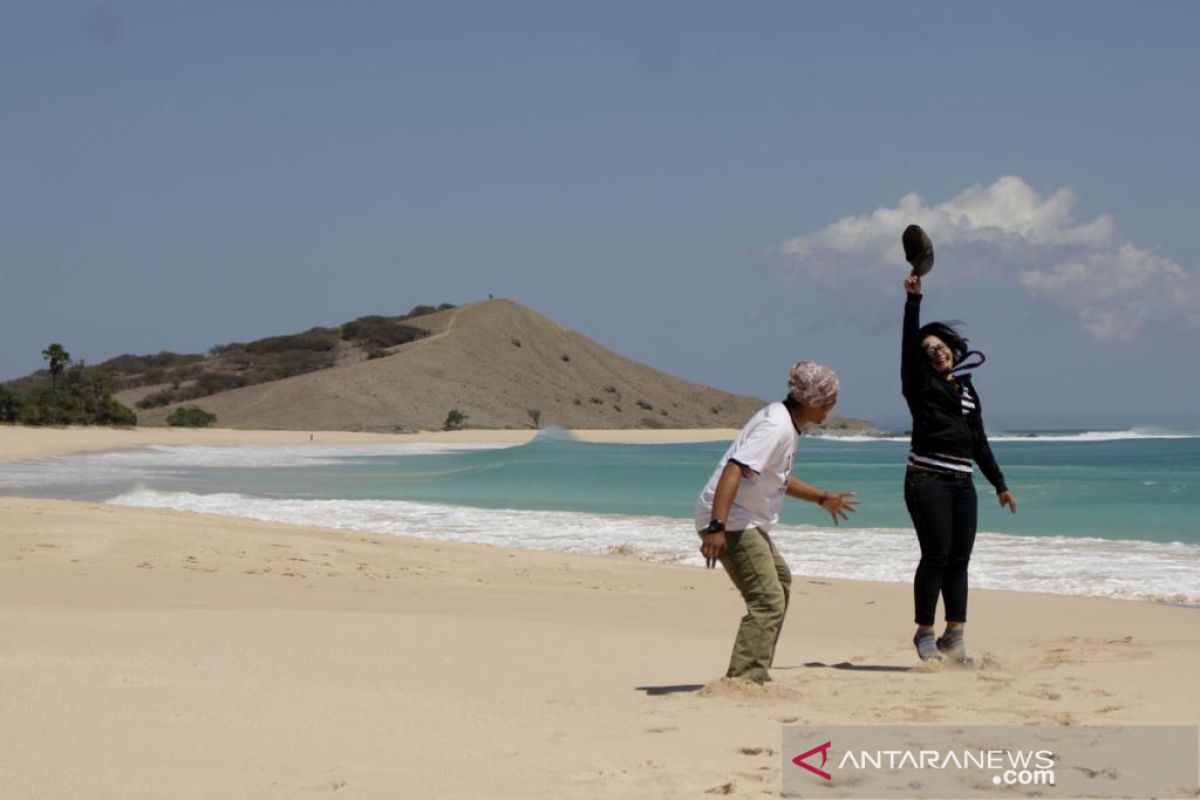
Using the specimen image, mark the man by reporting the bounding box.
[695,361,859,684]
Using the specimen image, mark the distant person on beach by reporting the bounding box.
[695,362,859,684]
[901,271,1017,664]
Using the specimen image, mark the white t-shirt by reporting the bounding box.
[695,402,798,533]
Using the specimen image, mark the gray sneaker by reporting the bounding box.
[913,632,942,661]
[937,632,974,666]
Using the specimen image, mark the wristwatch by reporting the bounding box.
[704,519,726,534]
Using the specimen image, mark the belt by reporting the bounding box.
[906,464,973,481]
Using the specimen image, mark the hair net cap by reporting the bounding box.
[787,361,839,407]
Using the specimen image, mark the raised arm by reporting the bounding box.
[901,274,924,395]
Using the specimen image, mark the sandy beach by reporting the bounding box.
[2,427,1197,799]
[0,424,742,463]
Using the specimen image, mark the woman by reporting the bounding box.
[901,272,1016,664]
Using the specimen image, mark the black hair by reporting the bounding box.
[916,320,970,364]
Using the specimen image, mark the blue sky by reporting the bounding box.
[3,2,1198,429]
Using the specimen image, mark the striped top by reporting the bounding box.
[907,380,976,474]
[959,383,976,414]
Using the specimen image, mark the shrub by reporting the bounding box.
[103,351,204,373]
[210,342,247,356]
[195,372,249,394]
[0,386,27,423]
[11,363,136,426]
[245,329,338,355]
[167,405,217,427]
[340,316,428,348]
[444,409,468,431]
[136,390,175,410]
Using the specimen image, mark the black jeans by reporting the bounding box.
[904,468,978,626]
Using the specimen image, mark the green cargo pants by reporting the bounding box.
[718,527,793,683]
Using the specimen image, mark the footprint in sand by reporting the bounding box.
[731,771,766,783]
[738,746,775,757]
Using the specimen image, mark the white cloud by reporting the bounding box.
[777,176,1199,340]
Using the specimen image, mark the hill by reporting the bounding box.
[7,304,454,406]
[96,299,875,432]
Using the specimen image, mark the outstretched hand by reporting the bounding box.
[819,491,860,526]
[904,273,922,295]
[998,490,1018,514]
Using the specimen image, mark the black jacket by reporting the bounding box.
[901,293,1007,494]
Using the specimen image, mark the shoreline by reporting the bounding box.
[0,424,744,464]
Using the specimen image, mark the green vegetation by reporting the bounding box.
[1,345,136,426]
[443,409,468,431]
[0,303,459,411]
[41,343,69,390]
[340,315,428,349]
[167,405,217,427]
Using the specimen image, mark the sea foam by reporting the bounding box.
[107,487,1200,605]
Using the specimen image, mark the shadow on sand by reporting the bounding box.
[794,661,914,673]
[635,661,914,695]
[634,684,706,696]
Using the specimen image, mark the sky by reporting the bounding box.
[3,1,1198,430]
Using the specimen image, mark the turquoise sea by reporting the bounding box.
[2,429,1198,603]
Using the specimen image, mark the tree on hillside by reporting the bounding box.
[443,409,468,431]
[167,405,217,427]
[527,408,541,429]
[41,343,70,390]
[18,362,137,426]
